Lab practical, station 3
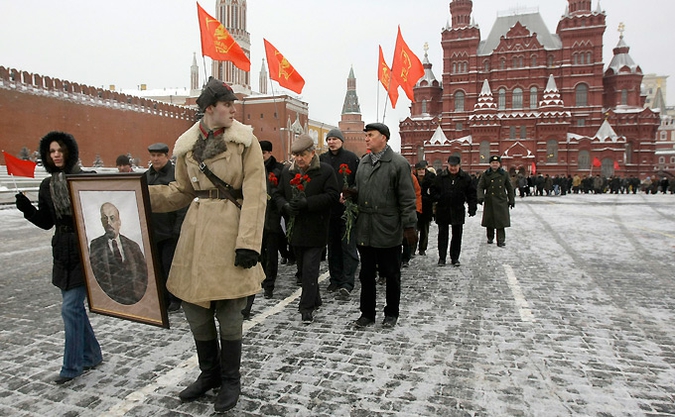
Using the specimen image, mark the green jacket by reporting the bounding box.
[354,147,417,248]
[477,167,515,229]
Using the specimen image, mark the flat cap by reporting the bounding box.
[291,134,315,154]
[414,161,427,169]
[489,155,501,163]
[364,122,390,139]
[148,143,169,153]
[447,155,461,165]
[196,77,237,111]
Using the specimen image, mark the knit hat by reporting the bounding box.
[326,128,344,142]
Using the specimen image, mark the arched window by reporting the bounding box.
[575,84,588,107]
[573,53,578,65]
[498,88,506,110]
[621,89,628,105]
[530,87,538,109]
[546,140,558,163]
[547,55,554,67]
[480,141,490,163]
[512,88,523,109]
[452,62,457,74]
[531,55,537,67]
[578,150,590,169]
[587,52,592,64]
[454,91,465,112]
[421,99,427,114]
[500,59,506,70]
[624,143,632,164]
[484,60,490,72]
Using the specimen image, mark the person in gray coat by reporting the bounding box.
[349,123,417,329]
[477,156,515,247]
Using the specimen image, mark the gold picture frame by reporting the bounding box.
[67,173,169,328]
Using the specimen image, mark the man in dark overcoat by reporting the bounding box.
[431,155,477,266]
[476,155,515,247]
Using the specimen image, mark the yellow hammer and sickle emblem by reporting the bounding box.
[381,64,390,85]
[206,17,235,54]
[275,52,295,80]
[399,50,412,83]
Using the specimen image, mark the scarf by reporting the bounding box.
[369,144,390,165]
[50,172,72,219]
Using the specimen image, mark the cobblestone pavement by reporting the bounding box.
[1,193,674,416]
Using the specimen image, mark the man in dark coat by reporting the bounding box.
[319,128,360,297]
[414,161,436,256]
[351,123,417,329]
[89,202,148,305]
[145,142,185,312]
[431,155,477,266]
[477,156,515,247]
[274,134,339,324]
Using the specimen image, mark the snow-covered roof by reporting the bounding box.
[478,11,562,56]
[594,120,620,142]
[426,126,449,145]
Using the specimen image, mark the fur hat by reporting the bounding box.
[259,140,273,152]
[291,134,315,154]
[116,155,131,166]
[39,131,79,174]
[196,77,237,111]
[489,155,501,163]
[364,123,390,139]
[326,128,344,142]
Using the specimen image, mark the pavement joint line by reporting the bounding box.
[503,264,535,322]
[104,270,330,415]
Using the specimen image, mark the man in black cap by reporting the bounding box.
[477,155,514,247]
[413,160,436,256]
[350,122,417,329]
[145,142,184,312]
[319,128,360,297]
[116,154,133,172]
[148,77,267,413]
[274,134,339,324]
[431,155,477,266]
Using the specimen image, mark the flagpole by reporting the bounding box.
[202,56,209,85]
[268,75,287,162]
[376,80,380,123]
[10,173,19,193]
[382,77,392,124]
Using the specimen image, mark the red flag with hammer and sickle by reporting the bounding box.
[263,38,305,94]
[391,26,424,102]
[378,45,399,108]
[197,2,250,71]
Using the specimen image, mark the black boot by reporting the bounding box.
[214,339,242,413]
[179,339,222,402]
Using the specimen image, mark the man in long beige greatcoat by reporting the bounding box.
[149,77,266,413]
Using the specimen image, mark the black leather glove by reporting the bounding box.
[477,198,484,205]
[509,203,515,209]
[403,227,418,248]
[235,249,259,269]
[15,193,36,216]
[283,202,299,217]
[342,186,358,201]
[289,196,308,211]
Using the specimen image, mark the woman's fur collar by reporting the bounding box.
[173,120,254,157]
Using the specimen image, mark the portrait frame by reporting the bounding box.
[67,173,169,328]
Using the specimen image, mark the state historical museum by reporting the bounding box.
[400,0,660,179]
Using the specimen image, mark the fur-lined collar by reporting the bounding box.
[173,120,254,157]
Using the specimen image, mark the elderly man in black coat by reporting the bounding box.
[431,155,477,267]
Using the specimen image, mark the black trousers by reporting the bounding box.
[437,223,464,262]
[357,245,401,319]
[294,246,323,314]
[156,238,180,306]
[486,227,506,244]
[327,217,359,291]
[261,230,281,291]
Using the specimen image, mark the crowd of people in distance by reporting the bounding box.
[510,172,674,197]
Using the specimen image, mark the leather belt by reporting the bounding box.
[194,189,230,200]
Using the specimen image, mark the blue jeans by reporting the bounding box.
[60,286,102,378]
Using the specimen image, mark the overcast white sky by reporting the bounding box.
[1,0,673,149]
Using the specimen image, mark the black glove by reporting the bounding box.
[403,227,418,247]
[342,186,358,201]
[283,202,299,217]
[235,249,259,269]
[509,203,515,209]
[468,210,476,217]
[289,196,308,212]
[15,193,36,216]
[477,198,484,205]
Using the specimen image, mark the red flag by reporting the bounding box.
[390,26,425,102]
[592,157,602,168]
[378,45,399,108]
[197,2,250,71]
[263,39,305,94]
[3,151,36,178]
[613,160,620,170]
[530,162,536,175]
